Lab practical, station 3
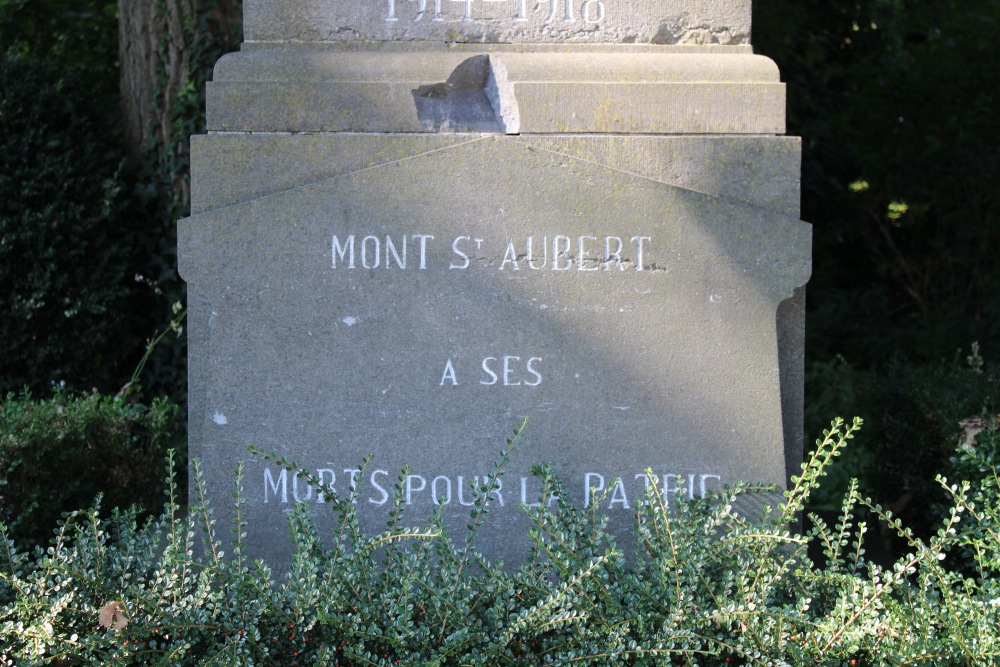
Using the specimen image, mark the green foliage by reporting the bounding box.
[0,0,119,101]
[0,52,160,395]
[0,2,240,404]
[2,418,999,665]
[0,389,182,547]
[755,0,1000,365]
[804,346,999,561]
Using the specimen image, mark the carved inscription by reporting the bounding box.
[263,467,723,509]
[440,356,543,386]
[385,0,605,24]
[331,234,652,271]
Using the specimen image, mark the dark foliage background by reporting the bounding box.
[754,0,1000,526]
[755,0,1000,368]
[0,0,241,404]
[0,55,146,394]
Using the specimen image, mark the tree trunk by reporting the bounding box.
[118,0,241,209]
[118,0,161,166]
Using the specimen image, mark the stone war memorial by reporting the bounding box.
[179,0,811,565]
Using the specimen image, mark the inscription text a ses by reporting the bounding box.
[440,355,542,386]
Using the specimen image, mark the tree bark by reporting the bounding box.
[118,0,241,208]
[118,0,161,166]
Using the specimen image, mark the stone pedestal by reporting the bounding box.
[179,0,809,566]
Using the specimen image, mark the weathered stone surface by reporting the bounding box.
[192,134,801,216]
[179,137,810,564]
[183,0,811,568]
[206,48,785,134]
[208,48,785,134]
[243,0,750,45]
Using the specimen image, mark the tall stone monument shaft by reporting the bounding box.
[179,0,810,564]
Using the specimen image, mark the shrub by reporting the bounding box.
[1,417,999,665]
[805,348,999,537]
[0,389,181,546]
[0,52,160,396]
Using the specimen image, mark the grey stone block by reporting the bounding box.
[183,0,810,567]
[242,0,751,45]
[206,47,785,134]
[179,137,810,565]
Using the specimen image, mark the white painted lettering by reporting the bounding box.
[414,0,443,21]
[332,235,355,269]
[584,472,605,508]
[700,474,722,498]
[475,355,543,386]
[527,235,548,270]
[604,236,624,270]
[453,0,472,21]
[361,235,381,269]
[631,235,651,271]
[432,475,452,505]
[552,235,572,270]
[502,355,521,386]
[405,474,427,504]
[662,474,684,506]
[499,240,519,271]
[316,468,336,503]
[440,358,458,386]
[457,476,476,506]
[385,236,407,269]
[480,357,499,385]
[636,473,653,505]
[345,468,361,503]
[264,464,718,511]
[609,478,629,509]
[545,0,573,22]
[520,476,541,508]
[450,235,470,270]
[264,468,287,504]
[387,0,601,28]
[333,234,432,270]
[292,473,313,503]
[577,235,599,271]
[369,469,390,506]
[489,478,504,506]
[525,357,542,386]
[582,0,604,22]
[414,234,434,269]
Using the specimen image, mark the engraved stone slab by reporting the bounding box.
[243,0,750,45]
[179,137,810,565]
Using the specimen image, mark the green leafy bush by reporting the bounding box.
[2,418,999,665]
[0,52,159,395]
[805,349,998,530]
[0,390,181,546]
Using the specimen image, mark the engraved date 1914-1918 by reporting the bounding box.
[386,0,605,24]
